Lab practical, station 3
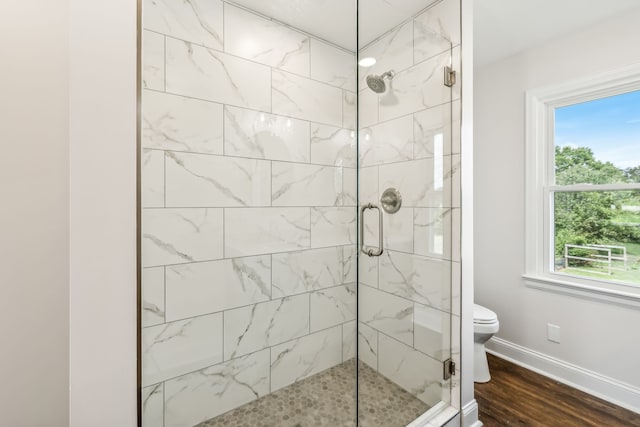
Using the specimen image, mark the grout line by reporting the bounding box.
[144,146,359,169]
[158,30,355,92]
[357,0,447,52]
[144,281,357,327]
[359,281,454,317]
[142,85,357,131]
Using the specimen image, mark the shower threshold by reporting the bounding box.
[195,359,430,427]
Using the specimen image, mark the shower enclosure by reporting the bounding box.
[140,0,462,425]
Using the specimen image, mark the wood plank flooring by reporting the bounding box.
[475,354,640,426]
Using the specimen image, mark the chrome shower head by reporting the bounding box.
[366,70,395,93]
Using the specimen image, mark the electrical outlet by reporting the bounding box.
[547,323,561,343]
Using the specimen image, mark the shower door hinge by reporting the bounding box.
[444,66,456,87]
[443,358,455,380]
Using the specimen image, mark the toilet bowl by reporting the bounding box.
[473,304,499,383]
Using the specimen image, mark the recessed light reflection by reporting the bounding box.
[358,57,376,67]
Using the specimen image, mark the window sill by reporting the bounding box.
[523,274,640,310]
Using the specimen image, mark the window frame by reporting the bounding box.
[524,64,640,308]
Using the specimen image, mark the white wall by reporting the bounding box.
[475,5,640,402]
[68,0,137,425]
[0,1,69,425]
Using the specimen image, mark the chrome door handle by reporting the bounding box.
[360,203,383,257]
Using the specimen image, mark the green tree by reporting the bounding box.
[553,146,639,258]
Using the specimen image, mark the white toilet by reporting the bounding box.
[473,304,499,383]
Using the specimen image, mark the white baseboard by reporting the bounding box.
[486,337,640,414]
[461,399,482,427]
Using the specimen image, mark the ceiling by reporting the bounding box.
[229,0,436,52]
[474,0,640,68]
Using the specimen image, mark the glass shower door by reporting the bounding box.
[356,0,461,425]
[139,0,461,425]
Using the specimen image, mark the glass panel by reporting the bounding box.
[356,0,460,425]
[553,190,640,286]
[554,90,640,185]
[139,0,461,425]
[140,1,357,425]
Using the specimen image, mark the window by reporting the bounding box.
[525,65,640,305]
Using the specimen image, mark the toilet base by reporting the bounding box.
[474,341,491,383]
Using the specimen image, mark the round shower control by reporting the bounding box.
[380,188,402,214]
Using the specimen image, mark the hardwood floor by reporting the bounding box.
[475,354,640,426]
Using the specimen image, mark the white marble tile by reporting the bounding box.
[142,383,163,427]
[310,124,356,168]
[414,208,452,260]
[451,261,460,317]
[310,283,356,332]
[360,115,414,167]
[378,333,443,406]
[142,312,222,385]
[359,21,413,91]
[143,208,223,267]
[225,208,311,257]
[270,326,342,391]
[358,166,379,206]
[311,207,356,248]
[358,252,379,288]
[224,4,309,76]
[342,320,356,361]
[272,70,343,127]
[451,208,460,264]
[165,151,271,207]
[166,37,271,111]
[383,205,414,253]
[379,157,452,208]
[341,167,357,206]
[164,350,269,427]
[451,154,461,208]
[143,267,165,327]
[165,256,271,322]
[272,162,342,207]
[272,247,342,298]
[143,30,164,91]
[413,0,461,63]
[451,100,461,154]
[358,321,378,370]
[342,245,357,284]
[414,102,452,159]
[224,106,310,162]
[143,90,223,154]
[224,294,309,360]
[452,46,461,101]
[378,51,453,122]
[359,284,413,345]
[343,91,357,129]
[379,250,451,311]
[310,39,355,90]
[358,88,378,128]
[142,149,165,208]
[414,303,451,362]
[143,0,223,50]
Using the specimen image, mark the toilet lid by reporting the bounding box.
[474,304,498,323]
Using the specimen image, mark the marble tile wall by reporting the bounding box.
[141,1,356,425]
[356,0,461,410]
